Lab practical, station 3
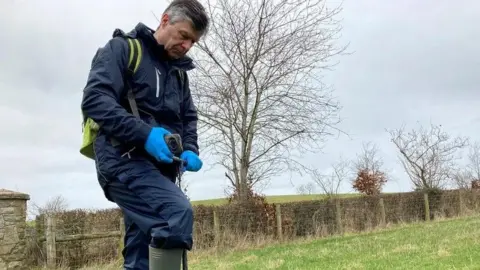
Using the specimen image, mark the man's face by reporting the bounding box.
[157,14,202,59]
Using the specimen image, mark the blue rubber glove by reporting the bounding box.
[180,150,202,172]
[144,127,173,163]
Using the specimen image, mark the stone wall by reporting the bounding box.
[0,189,30,270]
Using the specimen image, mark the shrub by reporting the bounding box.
[352,169,387,196]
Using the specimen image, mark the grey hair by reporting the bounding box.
[164,0,209,36]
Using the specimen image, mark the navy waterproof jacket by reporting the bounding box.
[81,23,199,192]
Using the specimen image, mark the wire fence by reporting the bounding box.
[25,189,480,269]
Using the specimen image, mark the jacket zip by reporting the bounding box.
[155,67,161,98]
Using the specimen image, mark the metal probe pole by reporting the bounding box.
[175,157,188,270]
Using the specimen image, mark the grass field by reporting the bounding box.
[65,215,480,270]
[191,193,360,206]
[186,215,480,269]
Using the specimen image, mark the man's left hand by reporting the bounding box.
[180,150,203,172]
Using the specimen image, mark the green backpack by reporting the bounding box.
[79,37,143,160]
[79,37,186,160]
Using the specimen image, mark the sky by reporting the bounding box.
[0,0,479,216]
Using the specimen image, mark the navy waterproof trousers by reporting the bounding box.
[104,161,193,269]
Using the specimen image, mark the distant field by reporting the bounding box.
[188,215,480,269]
[191,193,360,206]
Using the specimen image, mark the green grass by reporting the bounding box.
[191,193,359,206]
[187,215,480,269]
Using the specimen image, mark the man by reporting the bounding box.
[80,0,209,269]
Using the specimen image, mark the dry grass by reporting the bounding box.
[30,260,122,270]
[25,190,480,269]
[31,215,480,269]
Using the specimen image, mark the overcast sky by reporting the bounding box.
[0,0,479,215]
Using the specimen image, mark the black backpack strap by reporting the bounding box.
[110,36,143,148]
[125,38,142,119]
[176,69,187,97]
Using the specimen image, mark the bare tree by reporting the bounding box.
[452,170,471,190]
[296,182,316,195]
[353,142,383,173]
[190,0,347,200]
[452,141,480,189]
[467,141,480,181]
[310,157,351,197]
[387,123,469,190]
[28,195,69,217]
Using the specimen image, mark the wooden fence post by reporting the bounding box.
[275,204,283,240]
[424,193,430,221]
[335,200,343,235]
[378,198,386,226]
[118,217,125,261]
[46,216,56,268]
[458,190,464,216]
[213,210,220,245]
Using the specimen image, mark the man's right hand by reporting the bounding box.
[144,127,174,163]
